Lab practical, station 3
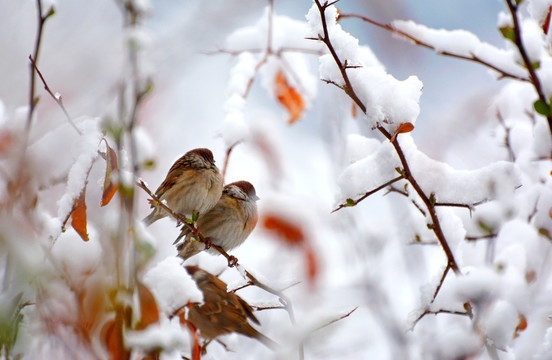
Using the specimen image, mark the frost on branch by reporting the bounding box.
[306,4,423,131]
[393,20,528,80]
[337,134,520,205]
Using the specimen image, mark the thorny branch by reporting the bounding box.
[136,180,296,323]
[314,1,461,276]
[337,13,530,83]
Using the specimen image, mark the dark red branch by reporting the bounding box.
[314,0,461,276]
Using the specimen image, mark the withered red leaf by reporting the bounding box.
[304,245,320,287]
[263,213,305,245]
[100,140,119,207]
[71,188,89,241]
[390,122,415,142]
[136,281,160,330]
[101,311,130,360]
[274,70,305,124]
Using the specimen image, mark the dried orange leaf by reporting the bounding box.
[390,122,415,142]
[352,101,358,118]
[71,188,89,241]
[101,312,130,360]
[101,140,119,207]
[515,313,528,338]
[263,213,304,245]
[136,281,159,330]
[274,70,305,124]
[397,122,415,134]
[304,245,319,287]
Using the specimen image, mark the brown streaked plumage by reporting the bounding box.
[143,148,223,226]
[175,181,259,260]
[185,266,277,349]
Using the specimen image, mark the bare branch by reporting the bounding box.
[221,142,241,182]
[311,307,359,333]
[411,307,472,330]
[29,55,82,135]
[430,265,450,304]
[15,0,55,203]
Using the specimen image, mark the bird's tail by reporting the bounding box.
[143,209,164,226]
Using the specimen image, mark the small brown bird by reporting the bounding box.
[176,181,259,260]
[143,148,223,226]
[185,265,277,349]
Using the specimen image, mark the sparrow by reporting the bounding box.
[184,265,277,349]
[143,148,223,226]
[175,181,259,260]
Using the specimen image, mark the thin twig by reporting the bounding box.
[311,306,358,333]
[466,234,497,241]
[222,142,240,182]
[338,13,530,83]
[411,307,472,330]
[16,0,55,201]
[430,265,450,304]
[332,175,404,212]
[29,55,82,135]
[496,111,516,162]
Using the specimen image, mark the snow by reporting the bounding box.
[393,19,528,80]
[56,117,102,224]
[3,0,552,359]
[218,53,255,147]
[336,138,399,201]
[307,4,423,130]
[133,126,155,167]
[125,316,191,353]
[337,133,520,205]
[142,257,203,315]
[528,0,552,26]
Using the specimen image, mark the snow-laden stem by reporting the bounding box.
[337,13,530,82]
[504,0,552,138]
[314,0,461,275]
